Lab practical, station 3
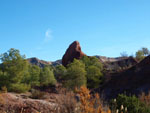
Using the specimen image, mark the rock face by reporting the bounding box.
[62,41,86,66]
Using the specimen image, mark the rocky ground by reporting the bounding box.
[0,92,59,113]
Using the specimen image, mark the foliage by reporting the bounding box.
[0,48,29,92]
[40,66,56,86]
[110,94,150,113]
[1,86,7,93]
[54,65,67,81]
[81,56,103,89]
[136,50,145,61]
[9,83,30,93]
[81,56,103,70]
[76,86,111,113]
[86,66,103,88]
[141,47,150,56]
[139,92,150,109]
[135,47,150,61]
[28,65,40,87]
[62,59,86,90]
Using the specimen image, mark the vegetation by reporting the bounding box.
[0,48,57,93]
[110,94,150,113]
[76,86,111,113]
[62,59,86,90]
[54,64,67,81]
[60,56,104,90]
[135,47,150,61]
[81,56,103,89]
[1,48,150,112]
[40,66,56,86]
[0,48,30,92]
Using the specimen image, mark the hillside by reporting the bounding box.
[98,55,150,99]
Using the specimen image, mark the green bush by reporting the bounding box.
[9,83,30,93]
[110,94,150,113]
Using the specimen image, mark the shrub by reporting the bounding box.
[1,86,7,93]
[30,89,46,99]
[76,86,111,113]
[9,83,30,93]
[110,94,150,113]
[55,91,78,113]
[139,92,150,110]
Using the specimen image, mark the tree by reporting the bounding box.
[81,56,103,89]
[63,59,86,90]
[40,66,56,86]
[81,56,103,70]
[0,48,29,92]
[54,65,67,81]
[86,66,103,88]
[136,50,145,61]
[0,48,30,92]
[135,47,150,61]
[120,51,128,57]
[28,65,40,87]
[142,47,150,56]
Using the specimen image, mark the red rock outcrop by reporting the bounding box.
[62,41,86,66]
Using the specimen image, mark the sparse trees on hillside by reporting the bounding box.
[0,48,58,92]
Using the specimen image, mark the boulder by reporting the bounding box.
[62,41,86,66]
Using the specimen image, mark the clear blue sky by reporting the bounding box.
[0,0,150,61]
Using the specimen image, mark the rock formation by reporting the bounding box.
[62,41,86,66]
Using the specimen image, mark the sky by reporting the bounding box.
[0,0,150,61]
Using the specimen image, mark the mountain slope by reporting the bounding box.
[99,55,150,99]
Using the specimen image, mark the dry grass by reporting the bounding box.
[139,91,150,106]
[76,86,111,113]
[54,89,78,113]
